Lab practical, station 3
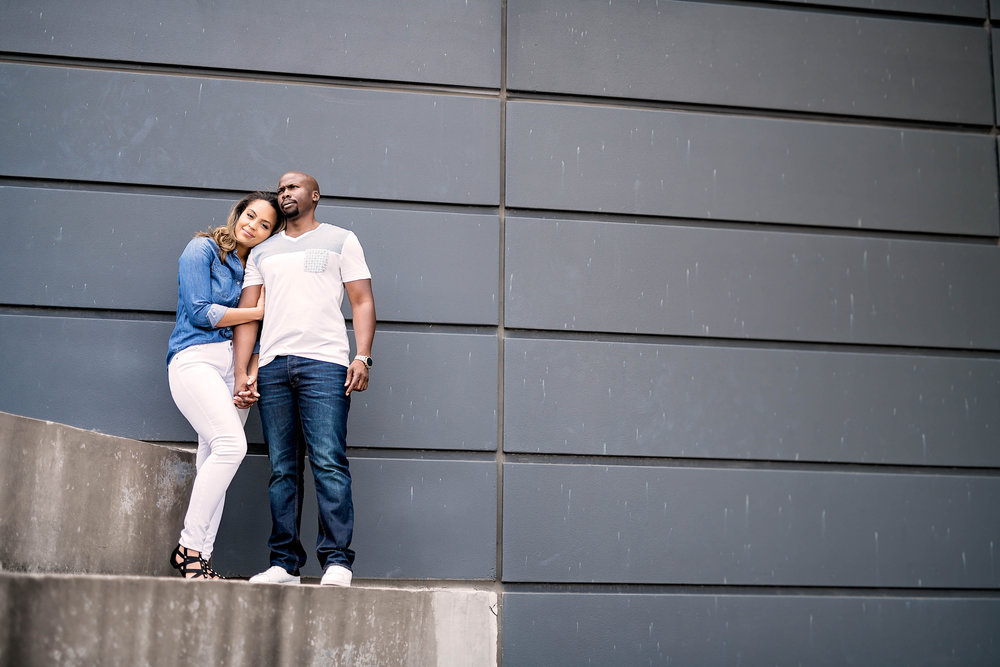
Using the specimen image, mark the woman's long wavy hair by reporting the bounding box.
[197,191,284,262]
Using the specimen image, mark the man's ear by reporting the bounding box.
[312,191,320,203]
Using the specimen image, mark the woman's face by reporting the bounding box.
[234,199,279,249]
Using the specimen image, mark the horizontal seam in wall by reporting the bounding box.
[501,452,1000,477]
[501,582,1000,597]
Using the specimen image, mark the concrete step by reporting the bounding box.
[0,411,192,576]
[0,411,498,665]
[0,571,497,666]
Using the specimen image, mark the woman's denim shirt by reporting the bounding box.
[166,237,244,365]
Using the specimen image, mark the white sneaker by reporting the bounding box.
[320,564,353,587]
[249,565,300,585]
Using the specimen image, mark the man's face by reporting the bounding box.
[277,173,318,219]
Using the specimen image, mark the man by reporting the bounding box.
[233,170,375,587]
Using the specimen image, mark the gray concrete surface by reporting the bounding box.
[0,411,499,665]
[0,411,194,576]
[0,572,498,666]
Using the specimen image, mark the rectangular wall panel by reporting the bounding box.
[503,462,1000,587]
[0,186,499,325]
[215,455,497,579]
[0,316,180,441]
[995,32,1000,125]
[0,186,215,312]
[503,592,1000,666]
[0,316,497,450]
[769,0,987,18]
[0,0,502,89]
[507,1,992,123]
[328,204,499,326]
[504,337,1000,467]
[505,102,998,235]
[505,217,1000,350]
[349,331,498,451]
[0,63,500,205]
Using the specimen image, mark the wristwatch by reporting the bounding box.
[354,355,373,369]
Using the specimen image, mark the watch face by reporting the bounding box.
[365,356,373,368]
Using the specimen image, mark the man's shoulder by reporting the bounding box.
[249,232,283,259]
[314,223,360,252]
[316,222,354,237]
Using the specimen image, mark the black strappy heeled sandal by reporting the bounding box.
[169,544,224,580]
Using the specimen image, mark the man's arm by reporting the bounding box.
[233,284,262,407]
[344,278,375,396]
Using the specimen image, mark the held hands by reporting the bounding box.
[233,371,260,408]
[345,359,369,396]
[232,354,368,402]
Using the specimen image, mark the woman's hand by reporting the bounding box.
[233,368,260,408]
[254,286,266,320]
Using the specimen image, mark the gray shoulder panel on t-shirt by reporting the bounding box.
[250,223,352,266]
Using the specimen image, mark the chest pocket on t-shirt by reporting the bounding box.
[303,248,329,273]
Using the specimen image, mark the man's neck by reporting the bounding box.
[284,214,320,238]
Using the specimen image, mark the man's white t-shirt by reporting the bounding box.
[243,223,371,369]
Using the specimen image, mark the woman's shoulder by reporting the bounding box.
[184,235,220,253]
[178,235,220,263]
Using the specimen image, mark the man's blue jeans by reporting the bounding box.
[257,355,355,572]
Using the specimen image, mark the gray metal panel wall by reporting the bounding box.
[503,593,1000,666]
[0,63,500,205]
[504,337,1000,466]
[505,102,998,234]
[0,316,179,440]
[503,462,1000,587]
[768,0,986,19]
[499,0,999,661]
[995,31,1000,125]
[215,456,497,580]
[507,0,992,122]
[0,0,501,88]
[1,0,998,663]
[348,331,498,451]
[504,216,1000,348]
[0,315,496,450]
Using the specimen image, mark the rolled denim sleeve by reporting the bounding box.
[206,304,228,327]
[177,238,223,330]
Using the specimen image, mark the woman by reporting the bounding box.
[166,191,284,579]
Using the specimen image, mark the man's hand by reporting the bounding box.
[344,360,369,396]
[344,278,375,397]
[233,371,260,408]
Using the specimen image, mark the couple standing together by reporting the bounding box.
[165,171,375,587]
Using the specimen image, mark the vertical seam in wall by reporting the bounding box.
[496,0,508,663]
[987,4,1000,245]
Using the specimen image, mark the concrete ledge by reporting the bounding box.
[0,572,498,666]
[0,411,193,575]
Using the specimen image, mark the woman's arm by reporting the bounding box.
[212,286,264,328]
[178,239,264,330]
[177,239,222,329]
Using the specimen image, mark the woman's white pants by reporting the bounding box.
[168,340,248,558]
